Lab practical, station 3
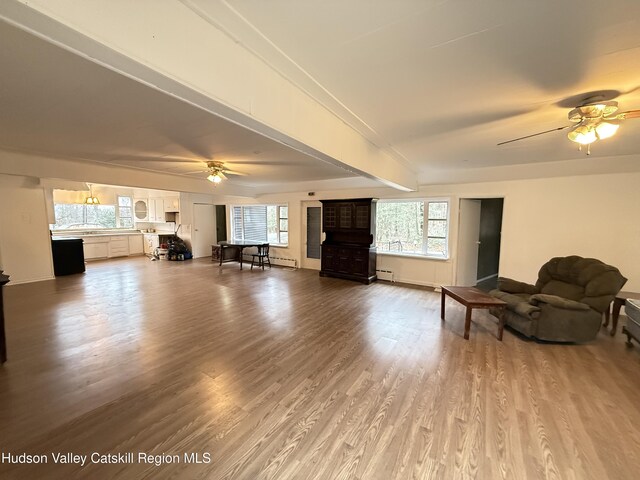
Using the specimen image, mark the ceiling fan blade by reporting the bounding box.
[108,156,205,164]
[617,110,640,119]
[226,160,293,166]
[497,126,570,146]
[223,169,249,176]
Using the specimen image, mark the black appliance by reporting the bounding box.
[51,237,86,276]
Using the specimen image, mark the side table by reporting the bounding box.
[603,291,640,336]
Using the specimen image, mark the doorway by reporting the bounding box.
[301,201,322,270]
[192,204,217,258]
[456,198,504,288]
[215,205,227,242]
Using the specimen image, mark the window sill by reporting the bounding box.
[376,251,449,261]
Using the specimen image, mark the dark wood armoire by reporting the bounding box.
[319,198,377,284]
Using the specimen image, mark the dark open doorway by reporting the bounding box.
[457,197,504,290]
[215,205,227,242]
[476,198,503,290]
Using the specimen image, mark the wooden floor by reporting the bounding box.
[1,257,639,479]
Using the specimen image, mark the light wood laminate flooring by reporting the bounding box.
[1,257,639,479]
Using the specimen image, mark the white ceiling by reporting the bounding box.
[2,1,640,190]
[0,19,364,190]
[223,0,640,181]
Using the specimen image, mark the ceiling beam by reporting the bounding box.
[0,0,417,191]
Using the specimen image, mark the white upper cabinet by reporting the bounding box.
[134,198,149,222]
[148,198,165,223]
[164,197,180,213]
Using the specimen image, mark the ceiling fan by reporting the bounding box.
[202,161,247,185]
[497,99,640,154]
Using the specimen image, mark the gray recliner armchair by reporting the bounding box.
[490,256,627,342]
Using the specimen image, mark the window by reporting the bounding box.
[117,196,133,228]
[232,204,288,245]
[52,204,117,230]
[51,195,135,231]
[376,199,449,258]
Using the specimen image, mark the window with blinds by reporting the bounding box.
[232,204,288,245]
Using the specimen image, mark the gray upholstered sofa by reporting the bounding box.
[490,256,627,342]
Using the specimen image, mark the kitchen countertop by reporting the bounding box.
[51,236,83,241]
[52,230,144,237]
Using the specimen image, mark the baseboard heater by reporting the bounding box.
[241,254,297,269]
[376,269,394,282]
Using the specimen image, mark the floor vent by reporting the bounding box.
[376,269,394,282]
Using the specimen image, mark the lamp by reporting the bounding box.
[84,184,100,205]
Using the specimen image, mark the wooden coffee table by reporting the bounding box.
[441,286,507,340]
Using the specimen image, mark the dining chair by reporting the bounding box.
[251,244,271,270]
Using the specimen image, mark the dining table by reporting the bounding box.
[216,241,268,270]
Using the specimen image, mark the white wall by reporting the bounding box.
[179,192,245,251]
[0,174,54,284]
[252,171,640,291]
[1,164,638,291]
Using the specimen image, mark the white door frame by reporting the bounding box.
[301,201,322,270]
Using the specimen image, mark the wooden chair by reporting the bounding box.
[251,244,271,270]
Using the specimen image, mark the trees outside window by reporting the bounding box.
[52,196,134,230]
[117,196,133,228]
[376,200,449,258]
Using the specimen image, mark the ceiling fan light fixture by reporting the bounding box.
[207,173,222,184]
[595,120,620,140]
[568,102,619,122]
[567,124,597,145]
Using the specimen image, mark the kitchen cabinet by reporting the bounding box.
[82,236,109,260]
[78,234,145,260]
[164,197,180,212]
[128,235,144,255]
[148,198,165,223]
[135,196,178,224]
[320,198,377,284]
[134,198,149,222]
[83,241,109,260]
[108,236,129,258]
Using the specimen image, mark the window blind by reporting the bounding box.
[232,206,244,241]
[233,206,268,242]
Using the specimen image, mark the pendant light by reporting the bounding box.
[84,183,100,205]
